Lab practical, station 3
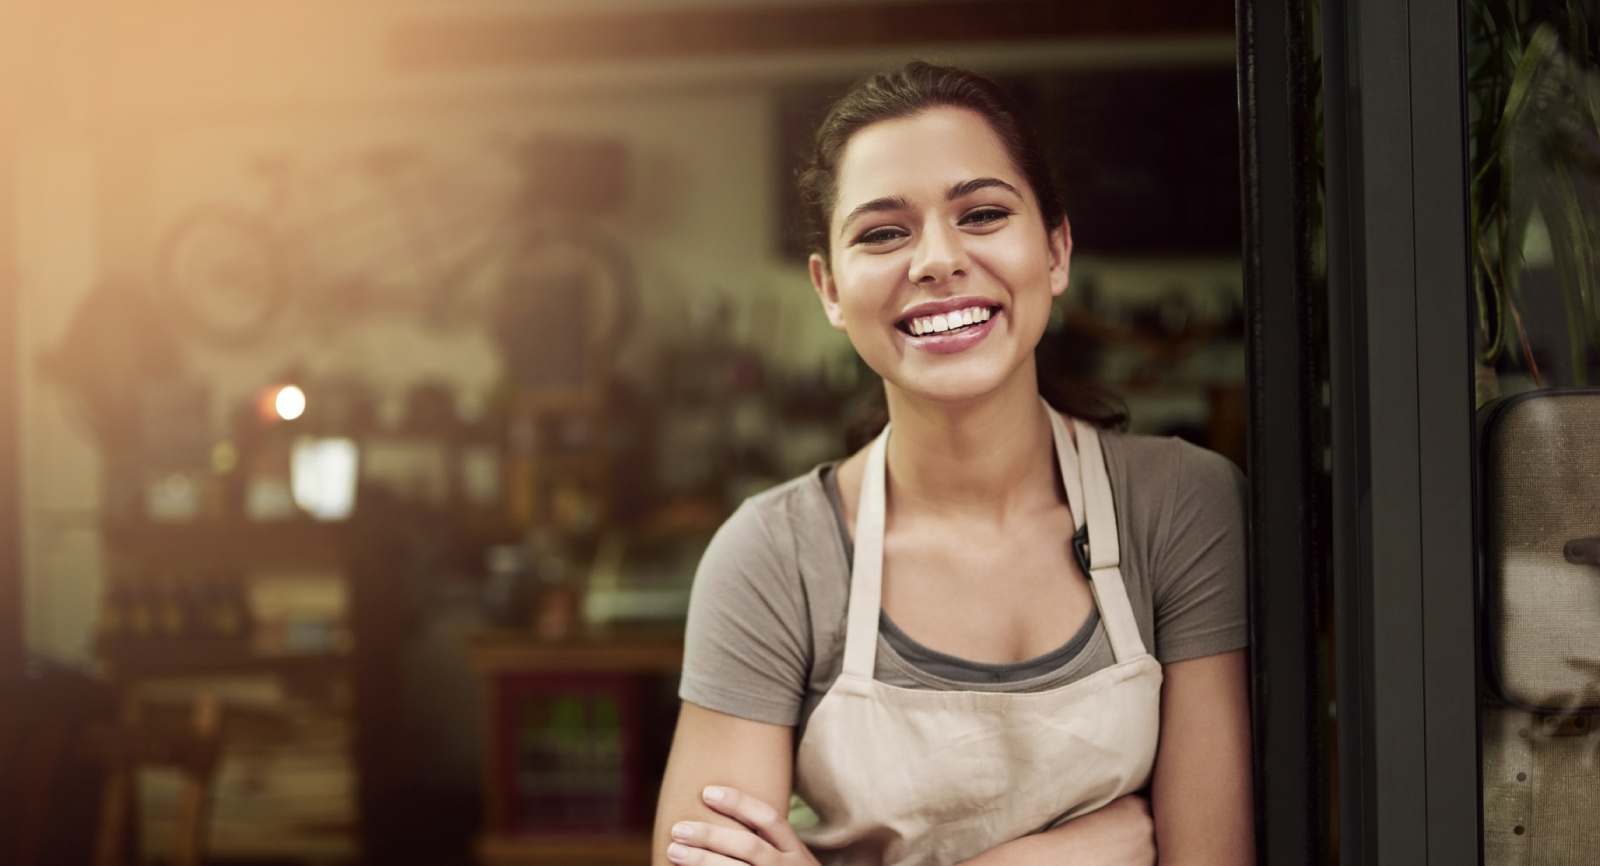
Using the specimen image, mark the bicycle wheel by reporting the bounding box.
[155,206,288,345]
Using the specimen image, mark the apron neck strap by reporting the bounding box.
[841,426,891,679]
[839,410,1150,681]
[1071,418,1148,663]
[1047,407,1085,533]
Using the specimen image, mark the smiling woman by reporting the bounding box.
[653,62,1253,866]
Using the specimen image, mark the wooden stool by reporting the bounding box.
[88,693,223,866]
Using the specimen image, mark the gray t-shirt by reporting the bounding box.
[680,430,1248,736]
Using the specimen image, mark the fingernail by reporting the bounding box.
[702,786,724,803]
[671,822,691,840]
[667,842,689,860]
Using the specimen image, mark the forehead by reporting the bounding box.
[833,106,1026,216]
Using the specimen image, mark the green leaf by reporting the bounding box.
[1494,24,1560,160]
[1542,169,1598,384]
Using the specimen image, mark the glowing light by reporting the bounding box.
[274,386,306,420]
[210,441,239,474]
[291,437,359,521]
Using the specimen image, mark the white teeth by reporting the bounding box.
[904,305,992,336]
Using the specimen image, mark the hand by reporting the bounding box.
[666,786,822,866]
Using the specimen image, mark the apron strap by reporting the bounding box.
[1073,418,1149,663]
[1047,405,1085,533]
[841,426,890,679]
[840,414,1150,679]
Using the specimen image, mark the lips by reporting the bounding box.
[894,298,1002,337]
[894,299,1002,355]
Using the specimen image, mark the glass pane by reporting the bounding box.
[7,5,1248,862]
[1468,2,1600,860]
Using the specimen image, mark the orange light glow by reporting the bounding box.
[257,385,307,422]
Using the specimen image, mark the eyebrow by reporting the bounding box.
[838,177,1024,235]
[840,195,912,232]
[947,177,1023,201]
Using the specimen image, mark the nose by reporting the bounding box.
[908,221,967,285]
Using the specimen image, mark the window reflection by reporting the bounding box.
[1470,2,1600,861]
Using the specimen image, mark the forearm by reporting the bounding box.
[954,825,1079,866]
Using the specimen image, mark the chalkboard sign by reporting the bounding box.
[775,64,1241,258]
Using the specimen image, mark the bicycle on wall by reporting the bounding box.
[153,137,637,352]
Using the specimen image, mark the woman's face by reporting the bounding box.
[810,106,1071,407]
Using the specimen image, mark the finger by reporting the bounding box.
[701,786,801,852]
[665,839,753,866]
[668,820,770,865]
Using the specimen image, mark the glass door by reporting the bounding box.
[1320,0,1600,863]
[1466,2,1600,862]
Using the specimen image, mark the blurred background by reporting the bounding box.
[0,1,1244,864]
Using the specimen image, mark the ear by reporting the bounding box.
[809,253,848,332]
[1047,214,1073,299]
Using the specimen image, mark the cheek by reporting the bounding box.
[835,257,904,315]
[985,234,1055,289]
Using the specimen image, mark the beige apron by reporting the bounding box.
[794,408,1164,866]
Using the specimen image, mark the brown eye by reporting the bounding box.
[961,208,1012,226]
[855,226,907,245]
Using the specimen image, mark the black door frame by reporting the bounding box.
[1243,0,1480,862]
[1321,0,1481,862]
[1237,0,1328,861]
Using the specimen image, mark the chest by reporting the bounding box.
[878,507,1096,664]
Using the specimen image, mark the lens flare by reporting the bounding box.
[274,385,307,421]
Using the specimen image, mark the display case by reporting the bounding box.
[462,628,682,866]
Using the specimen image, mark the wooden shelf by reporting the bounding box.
[100,520,349,569]
[96,517,413,862]
[96,639,351,680]
[462,628,683,675]
[477,832,652,865]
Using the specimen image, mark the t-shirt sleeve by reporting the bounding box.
[678,499,812,727]
[1151,442,1249,663]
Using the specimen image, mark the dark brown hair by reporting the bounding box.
[801,61,1129,444]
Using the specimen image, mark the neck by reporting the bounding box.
[881,362,1061,522]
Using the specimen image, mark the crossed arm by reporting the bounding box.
[652,649,1253,866]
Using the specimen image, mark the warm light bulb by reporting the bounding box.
[275,385,306,421]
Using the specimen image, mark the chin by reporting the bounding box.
[888,361,1022,406]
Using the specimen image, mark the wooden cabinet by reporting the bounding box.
[95,519,408,864]
[462,629,682,866]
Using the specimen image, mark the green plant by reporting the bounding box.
[1469,0,1600,384]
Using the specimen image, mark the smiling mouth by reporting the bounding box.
[898,305,996,337]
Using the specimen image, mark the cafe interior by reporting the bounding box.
[0,1,1247,864]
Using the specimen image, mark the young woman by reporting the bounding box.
[653,62,1252,866]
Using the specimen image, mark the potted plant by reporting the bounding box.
[1468,0,1600,396]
